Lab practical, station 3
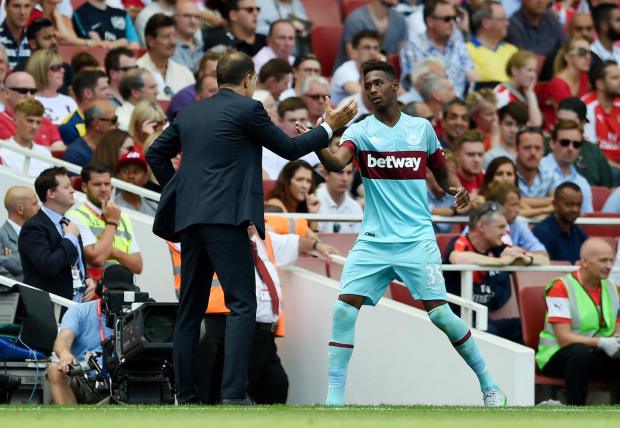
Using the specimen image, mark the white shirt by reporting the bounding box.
[254,231,299,324]
[36,94,78,125]
[315,184,362,234]
[116,101,135,132]
[330,60,360,106]
[137,53,196,101]
[0,138,52,177]
[253,46,294,75]
[279,87,297,101]
[591,40,620,65]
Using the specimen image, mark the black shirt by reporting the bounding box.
[203,27,266,57]
[72,2,134,42]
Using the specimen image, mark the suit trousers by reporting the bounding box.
[175,224,256,403]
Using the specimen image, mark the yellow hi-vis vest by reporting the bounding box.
[536,273,619,370]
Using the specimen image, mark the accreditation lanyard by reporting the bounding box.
[97,300,106,343]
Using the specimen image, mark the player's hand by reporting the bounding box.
[306,194,321,213]
[82,278,96,302]
[315,242,340,258]
[325,98,358,130]
[450,186,470,209]
[63,221,80,237]
[102,199,121,224]
[58,351,77,374]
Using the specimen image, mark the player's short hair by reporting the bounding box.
[554,182,582,201]
[483,181,520,205]
[468,202,505,230]
[277,97,307,118]
[361,60,396,81]
[454,130,485,151]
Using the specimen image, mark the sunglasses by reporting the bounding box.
[117,65,139,72]
[305,94,328,101]
[431,15,460,23]
[8,87,37,95]
[480,202,500,217]
[98,115,118,125]
[49,64,64,72]
[237,6,260,13]
[558,139,583,149]
[568,47,591,57]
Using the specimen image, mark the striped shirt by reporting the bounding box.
[0,20,30,70]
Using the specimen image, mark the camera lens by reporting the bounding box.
[143,311,175,343]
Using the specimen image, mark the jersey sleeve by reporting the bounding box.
[424,120,446,172]
[545,279,571,324]
[339,124,358,158]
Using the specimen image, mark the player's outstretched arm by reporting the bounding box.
[432,162,470,209]
[315,147,354,172]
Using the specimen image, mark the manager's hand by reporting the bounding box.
[325,98,358,130]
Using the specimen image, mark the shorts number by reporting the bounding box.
[426,265,442,286]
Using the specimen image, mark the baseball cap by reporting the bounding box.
[116,151,148,172]
[100,265,139,292]
[557,97,589,123]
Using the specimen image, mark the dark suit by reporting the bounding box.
[18,209,87,301]
[0,220,22,281]
[147,88,331,402]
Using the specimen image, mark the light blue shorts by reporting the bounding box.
[340,239,447,306]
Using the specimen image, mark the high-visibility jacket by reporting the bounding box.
[67,203,135,280]
[265,214,309,237]
[536,273,619,370]
[167,235,286,336]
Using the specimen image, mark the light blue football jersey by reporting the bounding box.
[340,113,446,243]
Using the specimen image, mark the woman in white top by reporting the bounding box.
[27,49,78,125]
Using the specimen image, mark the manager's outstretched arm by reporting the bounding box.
[145,122,181,188]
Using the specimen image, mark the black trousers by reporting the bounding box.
[198,315,289,404]
[540,343,620,405]
[175,224,256,403]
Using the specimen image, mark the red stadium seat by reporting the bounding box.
[343,0,369,20]
[436,233,458,258]
[70,176,83,192]
[58,45,108,67]
[389,282,425,310]
[387,53,401,80]
[157,100,171,113]
[263,180,276,199]
[51,150,65,159]
[580,212,620,237]
[301,0,342,26]
[311,25,343,76]
[591,186,612,211]
[71,0,87,9]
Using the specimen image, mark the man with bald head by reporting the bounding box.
[0,186,39,281]
[63,100,118,167]
[0,72,64,151]
[537,238,620,405]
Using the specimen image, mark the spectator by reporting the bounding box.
[398,57,445,104]
[92,128,134,170]
[466,1,517,84]
[419,73,456,136]
[582,61,620,182]
[0,186,39,281]
[114,151,159,216]
[426,152,464,232]
[256,0,307,37]
[454,130,485,197]
[568,13,595,43]
[279,54,320,100]
[116,69,160,131]
[541,119,594,213]
[104,47,138,109]
[331,30,381,106]
[0,0,32,70]
[266,160,320,232]
[484,103,528,168]
[515,126,556,208]
[172,0,204,72]
[137,13,195,100]
[252,88,277,122]
[335,0,406,69]
[26,17,59,52]
[257,58,291,102]
[72,0,139,50]
[401,101,434,121]
[401,0,476,96]
[58,70,111,145]
[0,71,64,150]
[481,155,517,194]
[316,162,363,234]
[533,182,588,263]
[301,75,329,127]
[542,37,591,130]
[536,237,620,405]
[466,88,499,151]
[26,0,91,48]
[506,0,565,61]
[483,181,549,260]
[140,131,165,192]
[203,0,266,56]
[0,98,53,176]
[67,162,142,280]
[591,4,620,65]
[440,97,468,153]
[0,44,7,88]
[443,202,526,343]
[27,49,77,125]
[557,97,614,188]
[167,51,222,120]
[19,166,94,302]
[135,0,175,47]
[494,50,543,127]
[63,100,118,167]
[196,75,219,100]
[127,99,167,153]
[253,19,295,74]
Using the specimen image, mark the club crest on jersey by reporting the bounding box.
[406,133,423,149]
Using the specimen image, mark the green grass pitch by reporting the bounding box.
[1,405,620,428]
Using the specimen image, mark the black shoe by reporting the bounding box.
[220,397,256,406]
[0,374,21,393]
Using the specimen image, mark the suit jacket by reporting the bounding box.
[18,210,87,301]
[147,88,330,240]
[0,220,22,281]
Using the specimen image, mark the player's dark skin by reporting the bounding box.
[300,68,471,312]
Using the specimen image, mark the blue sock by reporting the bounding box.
[326,300,359,405]
[428,304,498,392]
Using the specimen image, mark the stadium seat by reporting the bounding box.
[591,186,612,211]
[70,176,83,192]
[311,25,344,76]
[58,45,109,67]
[51,150,65,159]
[389,282,425,310]
[387,53,401,80]
[263,180,276,199]
[71,0,87,9]
[436,233,458,258]
[343,0,369,19]
[157,100,171,113]
[301,0,342,26]
[580,212,620,237]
